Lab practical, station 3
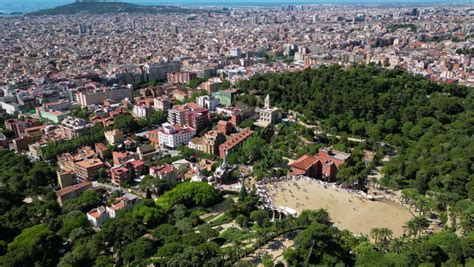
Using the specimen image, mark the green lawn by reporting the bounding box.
[220,227,256,243]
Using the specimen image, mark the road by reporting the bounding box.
[294,119,366,143]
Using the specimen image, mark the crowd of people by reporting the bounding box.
[256,175,374,211]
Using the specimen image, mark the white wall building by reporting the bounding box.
[197,95,220,111]
[132,105,148,118]
[87,206,110,228]
[158,123,196,149]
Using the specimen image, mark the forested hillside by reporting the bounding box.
[0,65,472,266]
[239,65,473,205]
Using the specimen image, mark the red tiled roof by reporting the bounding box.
[129,159,145,168]
[220,128,253,150]
[154,164,174,174]
[112,166,129,174]
[55,181,92,197]
[75,158,104,169]
[87,209,101,218]
[289,155,319,171]
[185,102,201,110]
[95,142,107,151]
[289,168,306,176]
[87,208,107,218]
[109,199,127,210]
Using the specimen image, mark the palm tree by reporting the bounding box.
[256,227,270,243]
[275,219,285,232]
[370,227,393,247]
[449,206,459,230]
[379,228,393,243]
[284,216,296,231]
[370,228,383,243]
[404,216,430,238]
[415,196,435,216]
[304,240,316,266]
[403,219,418,238]
[401,189,419,211]
[414,215,430,236]
[427,191,449,212]
[389,238,408,253]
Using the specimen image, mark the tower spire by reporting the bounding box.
[264,94,271,109]
[222,148,227,166]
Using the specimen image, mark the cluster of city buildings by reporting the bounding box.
[0,4,471,228]
[0,6,472,90]
[44,86,286,214]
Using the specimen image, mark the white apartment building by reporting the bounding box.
[197,95,220,111]
[132,105,148,118]
[158,123,196,149]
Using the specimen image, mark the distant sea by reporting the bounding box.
[0,0,472,14]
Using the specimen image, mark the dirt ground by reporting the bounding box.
[266,178,413,237]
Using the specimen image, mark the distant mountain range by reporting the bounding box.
[27,2,218,16]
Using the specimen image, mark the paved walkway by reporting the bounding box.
[92,181,144,198]
[295,119,366,143]
[243,231,298,266]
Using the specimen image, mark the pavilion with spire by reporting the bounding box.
[213,148,236,184]
[255,94,281,127]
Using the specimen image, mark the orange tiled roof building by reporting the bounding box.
[218,128,253,158]
[289,147,351,182]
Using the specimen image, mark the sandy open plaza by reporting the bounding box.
[258,176,413,237]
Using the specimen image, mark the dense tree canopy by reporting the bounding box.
[42,124,105,160]
[0,224,61,266]
[157,182,221,208]
[238,65,473,204]
[62,189,102,213]
[114,114,140,134]
[1,65,473,266]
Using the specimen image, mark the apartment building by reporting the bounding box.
[188,130,226,156]
[74,158,104,181]
[153,97,171,112]
[167,71,197,84]
[201,78,222,94]
[104,129,124,145]
[167,102,210,132]
[158,123,196,149]
[212,89,237,107]
[112,151,138,166]
[4,118,42,138]
[149,164,177,183]
[197,95,220,111]
[76,84,133,106]
[60,116,93,140]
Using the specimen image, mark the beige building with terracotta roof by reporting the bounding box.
[55,181,93,206]
[74,158,104,181]
[105,129,124,145]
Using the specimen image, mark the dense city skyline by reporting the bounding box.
[1,0,473,14]
[0,1,472,266]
